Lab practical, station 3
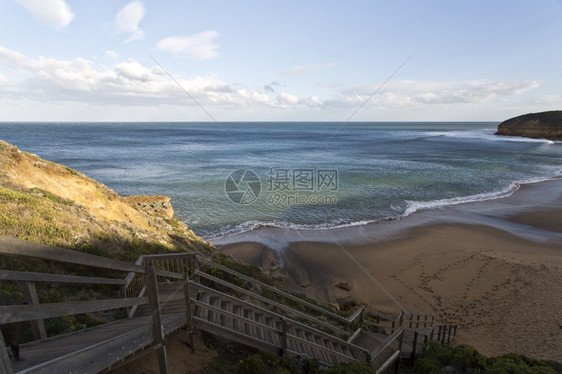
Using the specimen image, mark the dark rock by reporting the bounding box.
[495,110,562,141]
[334,280,352,291]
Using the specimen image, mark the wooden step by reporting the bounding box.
[195,292,211,320]
[223,300,234,329]
[232,304,242,331]
[254,313,265,341]
[244,309,256,337]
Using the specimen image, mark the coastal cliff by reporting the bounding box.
[0,139,212,259]
[495,110,562,140]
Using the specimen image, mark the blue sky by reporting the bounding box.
[0,0,560,121]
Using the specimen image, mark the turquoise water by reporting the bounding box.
[1,122,560,239]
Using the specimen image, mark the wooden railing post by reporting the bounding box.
[395,328,404,374]
[360,307,365,331]
[146,265,169,374]
[183,275,195,352]
[20,282,47,340]
[0,332,13,374]
[411,331,418,362]
[365,350,371,364]
[280,318,287,356]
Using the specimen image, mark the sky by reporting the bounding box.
[0,0,561,122]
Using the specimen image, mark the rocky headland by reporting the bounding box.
[495,110,562,140]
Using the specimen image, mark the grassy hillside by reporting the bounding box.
[0,139,213,262]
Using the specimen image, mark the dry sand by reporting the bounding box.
[217,183,562,362]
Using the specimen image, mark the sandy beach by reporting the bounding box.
[216,179,562,361]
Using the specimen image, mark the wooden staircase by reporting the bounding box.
[0,237,457,374]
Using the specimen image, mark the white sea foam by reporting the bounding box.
[426,129,559,144]
[210,174,562,241]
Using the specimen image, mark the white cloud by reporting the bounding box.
[326,79,543,108]
[0,46,547,121]
[105,50,119,58]
[15,0,74,30]
[277,63,336,77]
[0,45,281,108]
[114,1,145,43]
[277,92,299,106]
[115,61,158,82]
[157,31,220,60]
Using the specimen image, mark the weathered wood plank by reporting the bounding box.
[146,265,169,374]
[140,253,198,262]
[0,236,144,273]
[153,269,183,280]
[288,333,358,363]
[1,270,126,285]
[192,282,363,354]
[193,317,282,355]
[15,323,155,374]
[0,331,13,374]
[20,282,47,340]
[190,299,280,338]
[183,277,195,352]
[195,270,349,337]
[0,297,148,324]
[370,326,403,358]
[195,256,348,324]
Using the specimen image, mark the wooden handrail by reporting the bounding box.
[195,255,349,324]
[370,325,403,359]
[347,305,365,323]
[192,282,368,359]
[191,299,282,336]
[0,297,149,324]
[192,282,367,355]
[0,270,126,285]
[0,236,183,280]
[347,327,362,343]
[195,270,349,337]
[0,236,144,273]
[288,333,359,362]
[140,253,198,261]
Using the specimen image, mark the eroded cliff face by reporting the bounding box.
[495,111,562,141]
[0,139,211,258]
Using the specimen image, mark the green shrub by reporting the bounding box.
[414,342,560,374]
[487,353,558,374]
[323,361,375,374]
[422,341,454,366]
[452,344,486,370]
[413,357,441,374]
[302,356,321,373]
[237,354,267,374]
[237,352,297,374]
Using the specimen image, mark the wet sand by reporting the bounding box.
[216,179,562,361]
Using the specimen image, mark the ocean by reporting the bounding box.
[1,122,560,240]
